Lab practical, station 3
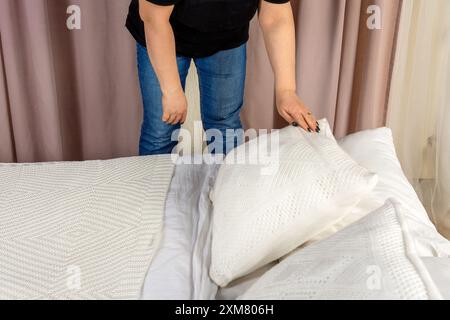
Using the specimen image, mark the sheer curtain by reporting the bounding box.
[387,0,450,238]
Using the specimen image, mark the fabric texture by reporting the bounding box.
[240,200,443,300]
[387,0,450,240]
[141,155,220,300]
[308,126,433,244]
[0,155,175,299]
[421,257,450,300]
[0,0,143,163]
[137,42,246,155]
[337,127,450,258]
[210,119,378,287]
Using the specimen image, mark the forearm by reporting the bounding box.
[139,0,187,125]
[139,0,182,95]
[143,22,182,95]
[259,3,297,94]
[258,2,318,131]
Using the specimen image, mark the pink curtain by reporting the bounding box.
[0,0,401,163]
[0,0,142,163]
[243,0,402,138]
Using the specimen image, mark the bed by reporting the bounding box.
[1,124,449,300]
[217,126,450,300]
[141,124,450,300]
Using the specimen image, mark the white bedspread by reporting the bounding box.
[0,156,175,299]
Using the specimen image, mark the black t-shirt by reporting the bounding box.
[126,0,290,58]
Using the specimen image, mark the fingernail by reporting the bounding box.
[316,121,319,126]
[292,122,299,127]
[316,127,321,133]
[308,128,312,132]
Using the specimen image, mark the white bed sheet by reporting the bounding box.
[141,157,219,300]
[421,257,450,299]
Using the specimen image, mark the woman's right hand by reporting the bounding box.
[161,87,188,125]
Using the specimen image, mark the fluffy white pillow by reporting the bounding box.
[240,200,444,300]
[210,119,378,287]
[306,127,434,244]
[339,127,432,225]
[319,127,450,257]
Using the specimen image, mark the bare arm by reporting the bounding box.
[139,0,187,125]
[258,1,318,132]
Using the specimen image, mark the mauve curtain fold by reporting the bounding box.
[0,33,16,163]
[242,0,402,138]
[0,0,142,163]
[0,0,64,162]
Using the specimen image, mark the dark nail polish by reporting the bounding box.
[292,122,299,127]
[316,127,321,133]
[308,128,312,132]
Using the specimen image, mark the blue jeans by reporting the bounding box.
[137,43,246,155]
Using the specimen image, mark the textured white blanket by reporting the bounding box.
[240,200,443,300]
[0,156,175,299]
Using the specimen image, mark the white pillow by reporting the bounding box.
[216,126,450,300]
[330,127,450,258]
[240,200,444,300]
[339,127,432,225]
[210,119,378,287]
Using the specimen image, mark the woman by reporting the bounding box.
[126,0,319,155]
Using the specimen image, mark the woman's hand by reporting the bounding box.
[276,90,319,132]
[258,2,319,132]
[140,0,186,125]
[161,87,188,125]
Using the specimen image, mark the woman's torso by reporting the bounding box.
[126,0,259,58]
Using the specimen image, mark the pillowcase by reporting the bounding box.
[327,127,450,258]
[305,127,434,244]
[240,200,444,300]
[339,127,432,225]
[210,119,378,287]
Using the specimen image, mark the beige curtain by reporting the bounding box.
[243,0,402,138]
[0,0,142,163]
[387,0,450,239]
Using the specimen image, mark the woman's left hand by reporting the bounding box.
[276,90,319,132]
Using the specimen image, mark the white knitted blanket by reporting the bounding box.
[240,200,443,300]
[0,156,175,299]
